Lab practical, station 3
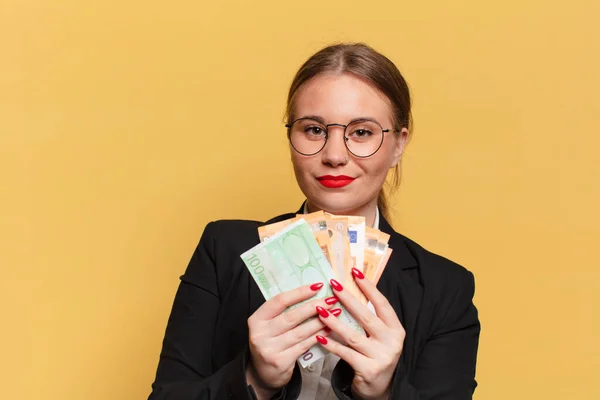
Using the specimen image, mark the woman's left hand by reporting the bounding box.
[315,269,405,400]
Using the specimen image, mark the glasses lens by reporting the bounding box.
[289,119,327,155]
[345,120,384,157]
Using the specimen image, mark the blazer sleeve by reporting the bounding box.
[147,222,253,399]
[331,270,480,399]
[148,222,302,400]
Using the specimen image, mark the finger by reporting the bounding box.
[276,314,327,349]
[270,295,339,336]
[284,327,331,363]
[329,278,387,336]
[313,333,368,372]
[254,282,325,320]
[351,269,403,330]
[316,306,376,357]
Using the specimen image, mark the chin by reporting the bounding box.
[307,191,366,215]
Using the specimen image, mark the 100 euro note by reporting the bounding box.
[241,219,364,367]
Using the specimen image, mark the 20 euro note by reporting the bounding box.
[241,219,365,367]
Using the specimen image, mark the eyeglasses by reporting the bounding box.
[285,117,396,158]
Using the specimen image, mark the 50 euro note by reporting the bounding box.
[297,211,333,266]
[241,219,365,367]
[363,228,390,282]
[328,215,366,304]
[258,217,298,242]
[372,247,393,285]
[325,217,351,282]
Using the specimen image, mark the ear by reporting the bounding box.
[390,128,409,167]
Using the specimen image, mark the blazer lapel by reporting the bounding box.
[378,214,424,376]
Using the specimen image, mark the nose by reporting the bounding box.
[320,126,349,167]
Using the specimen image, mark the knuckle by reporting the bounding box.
[297,341,312,356]
[272,292,286,307]
[360,312,376,327]
[354,373,367,385]
[374,296,391,310]
[303,338,315,352]
[347,332,364,347]
[385,329,404,351]
[248,329,262,344]
[361,369,376,383]
[396,327,406,341]
[392,339,403,352]
[282,310,296,325]
[255,347,271,362]
[383,352,396,366]
[293,327,308,343]
[269,358,284,372]
[249,334,259,346]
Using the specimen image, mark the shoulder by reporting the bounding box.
[203,212,296,241]
[393,232,476,307]
[199,212,296,260]
[399,233,478,330]
[405,234,474,285]
[385,232,479,335]
[184,213,296,292]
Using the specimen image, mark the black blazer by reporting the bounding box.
[149,209,480,399]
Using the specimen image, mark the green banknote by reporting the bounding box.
[241,219,364,367]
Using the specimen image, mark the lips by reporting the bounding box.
[317,175,355,188]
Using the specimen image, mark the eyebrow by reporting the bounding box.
[298,115,383,125]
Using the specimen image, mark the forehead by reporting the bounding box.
[292,72,394,125]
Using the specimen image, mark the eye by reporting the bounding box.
[349,128,373,137]
[305,126,326,136]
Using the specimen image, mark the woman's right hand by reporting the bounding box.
[246,282,338,399]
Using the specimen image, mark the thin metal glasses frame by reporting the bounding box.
[285,117,397,158]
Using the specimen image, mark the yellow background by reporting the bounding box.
[2,0,599,399]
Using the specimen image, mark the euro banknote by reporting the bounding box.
[241,219,365,367]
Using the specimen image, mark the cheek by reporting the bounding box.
[290,153,303,173]
[290,153,314,182]
[361,153,393,181]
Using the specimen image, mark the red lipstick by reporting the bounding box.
[317,175,355,188]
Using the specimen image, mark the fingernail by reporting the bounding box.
[316,335,328,345]
[316,306,329,318]
[310,282,324,291]
[351,268,365,280]
[324,327,331,333]
[324,296,339,305]
[330,279,343,291]
[330,308,342,317]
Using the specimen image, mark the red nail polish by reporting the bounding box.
[330,279,343,291]
[324,296,339,305]
[324,327,331,333]
[316,335,328,345]
[310,282,324,291]
[351,268,365,279]
[316,306,329,318]
[330,308,342,317]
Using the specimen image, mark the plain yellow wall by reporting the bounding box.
[2,0,599,399]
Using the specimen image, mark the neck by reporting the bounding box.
[306,200,378,228]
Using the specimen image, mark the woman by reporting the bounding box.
[149,43,480,400]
